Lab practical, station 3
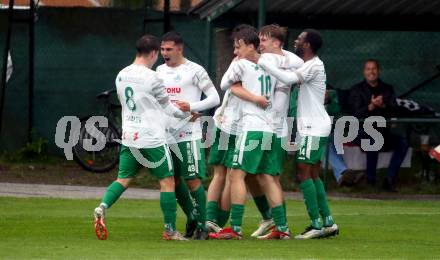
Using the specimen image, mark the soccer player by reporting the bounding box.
[247,24,305,238]
[257,29,339,239]
[93,35,190,241]
[205,25,270,234]
[212,27,291,240]
[206,25,304,237]
[157,31,220,240]
[205,87,241,232]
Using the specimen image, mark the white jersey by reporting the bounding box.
[116,64,171,148]
[296,56,331,137]
[213,89,243,135]
[220,59,279,133]
[261,51,304,137]
[157,59,215,144]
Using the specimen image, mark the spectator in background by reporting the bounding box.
[325,87,363,186]
[349,59,409,192]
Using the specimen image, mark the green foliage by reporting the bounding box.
[1,137,48,162]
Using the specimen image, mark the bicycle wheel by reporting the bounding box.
[73,116,120,173]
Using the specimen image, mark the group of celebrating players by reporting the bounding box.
[92,23,339,241]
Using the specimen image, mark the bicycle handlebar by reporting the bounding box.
[96,89,116,99]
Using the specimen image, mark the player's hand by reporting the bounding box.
[190,112,201,122]
[253,95,269,108]
[175,101,191,112]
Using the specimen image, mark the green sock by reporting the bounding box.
[160,192,177,232]
[272,205,288,232]
[175,180,195,222]
[217,209,230,227]
[206,201,219,223]
[283,200,287,219]
[190,185,207,231]
[230,204,245,233]
[253,195,272,220]
[101,181,126,208]
[314,178,334,226]
[299,179,322,229]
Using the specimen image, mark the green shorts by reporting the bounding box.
[208,127,237,168]
[295,135,328,165]
[232,131,280,175]
[169,139,206,180]
[273,136,288,174]
[118,144,174,180]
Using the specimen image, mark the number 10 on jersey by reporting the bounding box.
[258,74,272,99]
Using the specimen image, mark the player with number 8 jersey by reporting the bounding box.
[93,35,191,241]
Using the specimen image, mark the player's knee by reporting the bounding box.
[257,173,272,183]
[310,163,321,180]
[116,178,132,188]
[186,178,201,191]
[296,164,312,182]
[160,176,175,191]
[214,170,227,183]
[229,169,245,183]
[213,165,227,176]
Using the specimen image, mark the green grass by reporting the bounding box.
[1,197,439,259]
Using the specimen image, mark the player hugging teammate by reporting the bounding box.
[93,24,339,241]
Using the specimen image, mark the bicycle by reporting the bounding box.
[73,89,121,173]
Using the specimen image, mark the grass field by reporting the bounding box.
[1,197,439,259]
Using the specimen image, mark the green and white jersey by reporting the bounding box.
[213,89,243,135]
[220,59,279,133]
[157,59,216,144]
[262,50,304,137]
[296,56,331,137]
[116,64,178,149]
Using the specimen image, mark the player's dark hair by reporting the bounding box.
[232,24,257,35]
[161,31,184,45]
[304,28,322,53]
[232,26,260,50]
[364,59,380,70]
[136,35,160,56]
[259,24,287,44]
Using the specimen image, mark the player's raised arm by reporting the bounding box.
[258,56,301,86]
[151,76,189,118]
[282,50,304,69]
[184,68,220,112]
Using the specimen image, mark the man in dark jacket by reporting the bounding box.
[349,59,409,191]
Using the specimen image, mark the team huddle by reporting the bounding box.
[93,24,339,241]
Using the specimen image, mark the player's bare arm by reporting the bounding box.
[230,82,269,108]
